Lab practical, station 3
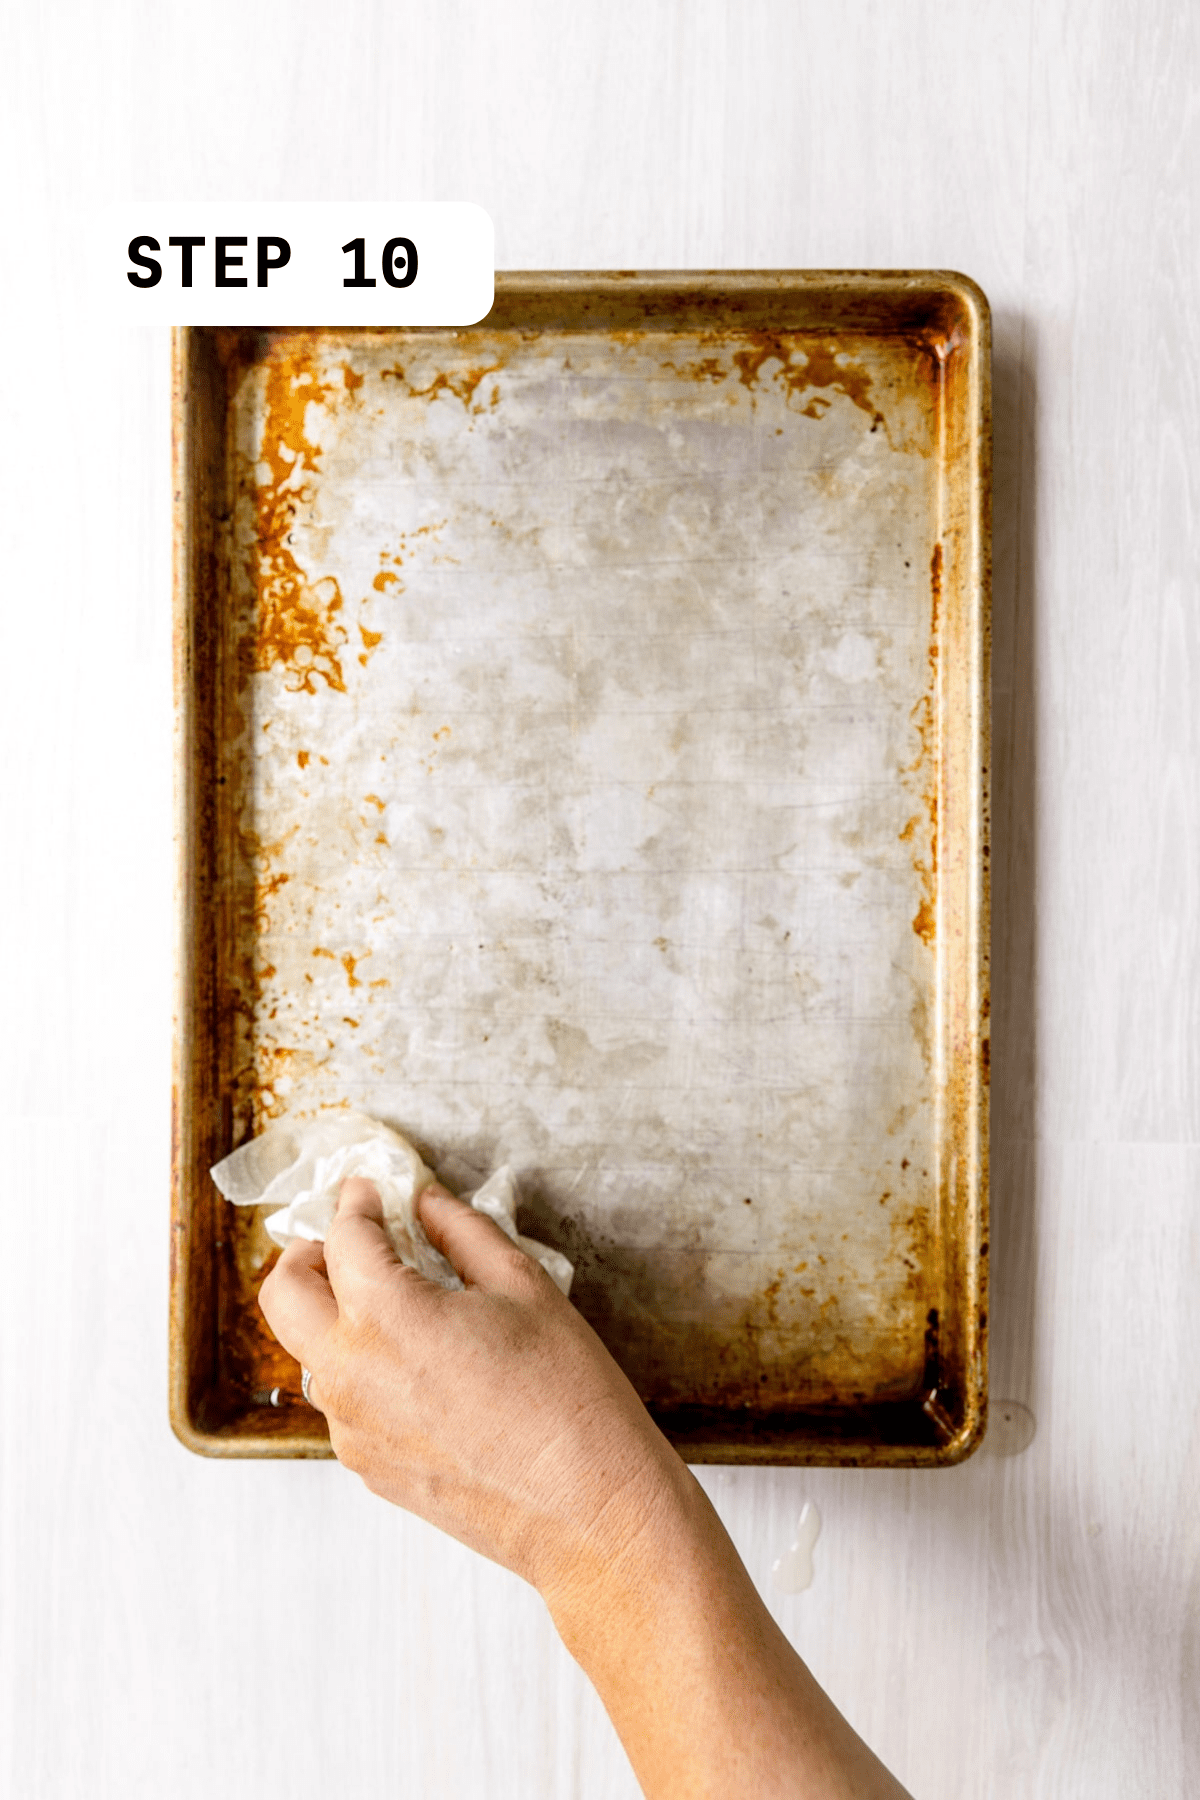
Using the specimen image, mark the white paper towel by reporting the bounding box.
[210,1112,574,1295]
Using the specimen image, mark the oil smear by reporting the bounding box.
[772,1500,822,1593]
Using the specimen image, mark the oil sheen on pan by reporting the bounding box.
[173,274,990,1464]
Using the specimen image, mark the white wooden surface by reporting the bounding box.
[1,4,1197,1796]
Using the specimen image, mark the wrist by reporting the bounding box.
[539,1437,714,1661]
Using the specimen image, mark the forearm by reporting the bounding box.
[261,1181,909,1797]
[545,1453,911,1800]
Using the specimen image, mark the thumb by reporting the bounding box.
[418,1183,541,1291]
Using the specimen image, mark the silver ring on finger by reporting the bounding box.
[301,1366,315,1407]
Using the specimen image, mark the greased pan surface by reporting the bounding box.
[171,273,990,1463]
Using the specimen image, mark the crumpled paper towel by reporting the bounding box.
[210,1111,573,1296]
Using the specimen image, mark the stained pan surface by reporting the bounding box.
[171,272,990,1464]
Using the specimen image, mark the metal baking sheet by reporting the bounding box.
[170,272,990,1465]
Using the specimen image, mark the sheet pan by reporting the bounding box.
[171,272,990,1464]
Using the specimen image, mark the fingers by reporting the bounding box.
[418,1183,538,1291]
[259,1236,339,1364]
[322,1175,407,1297]
[336,1173,388,1223]
[321,1175,539,1310]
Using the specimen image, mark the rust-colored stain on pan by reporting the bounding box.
[171,273,990,1464]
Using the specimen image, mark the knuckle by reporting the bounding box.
[257,1265,280,1317]
[498,1249,551,1306]
[320,1221,347,1266]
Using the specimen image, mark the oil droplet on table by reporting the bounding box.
[772,1501,822,1593]
[986,1399,1036,1457]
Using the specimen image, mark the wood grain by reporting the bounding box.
[1,3,1197,1796]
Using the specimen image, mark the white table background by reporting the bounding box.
[2,4,1197,1796]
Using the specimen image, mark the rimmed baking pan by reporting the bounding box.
[171,271,990,1464]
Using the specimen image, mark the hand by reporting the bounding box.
[258,1176,686,1605]
[259,1174,911,1798]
